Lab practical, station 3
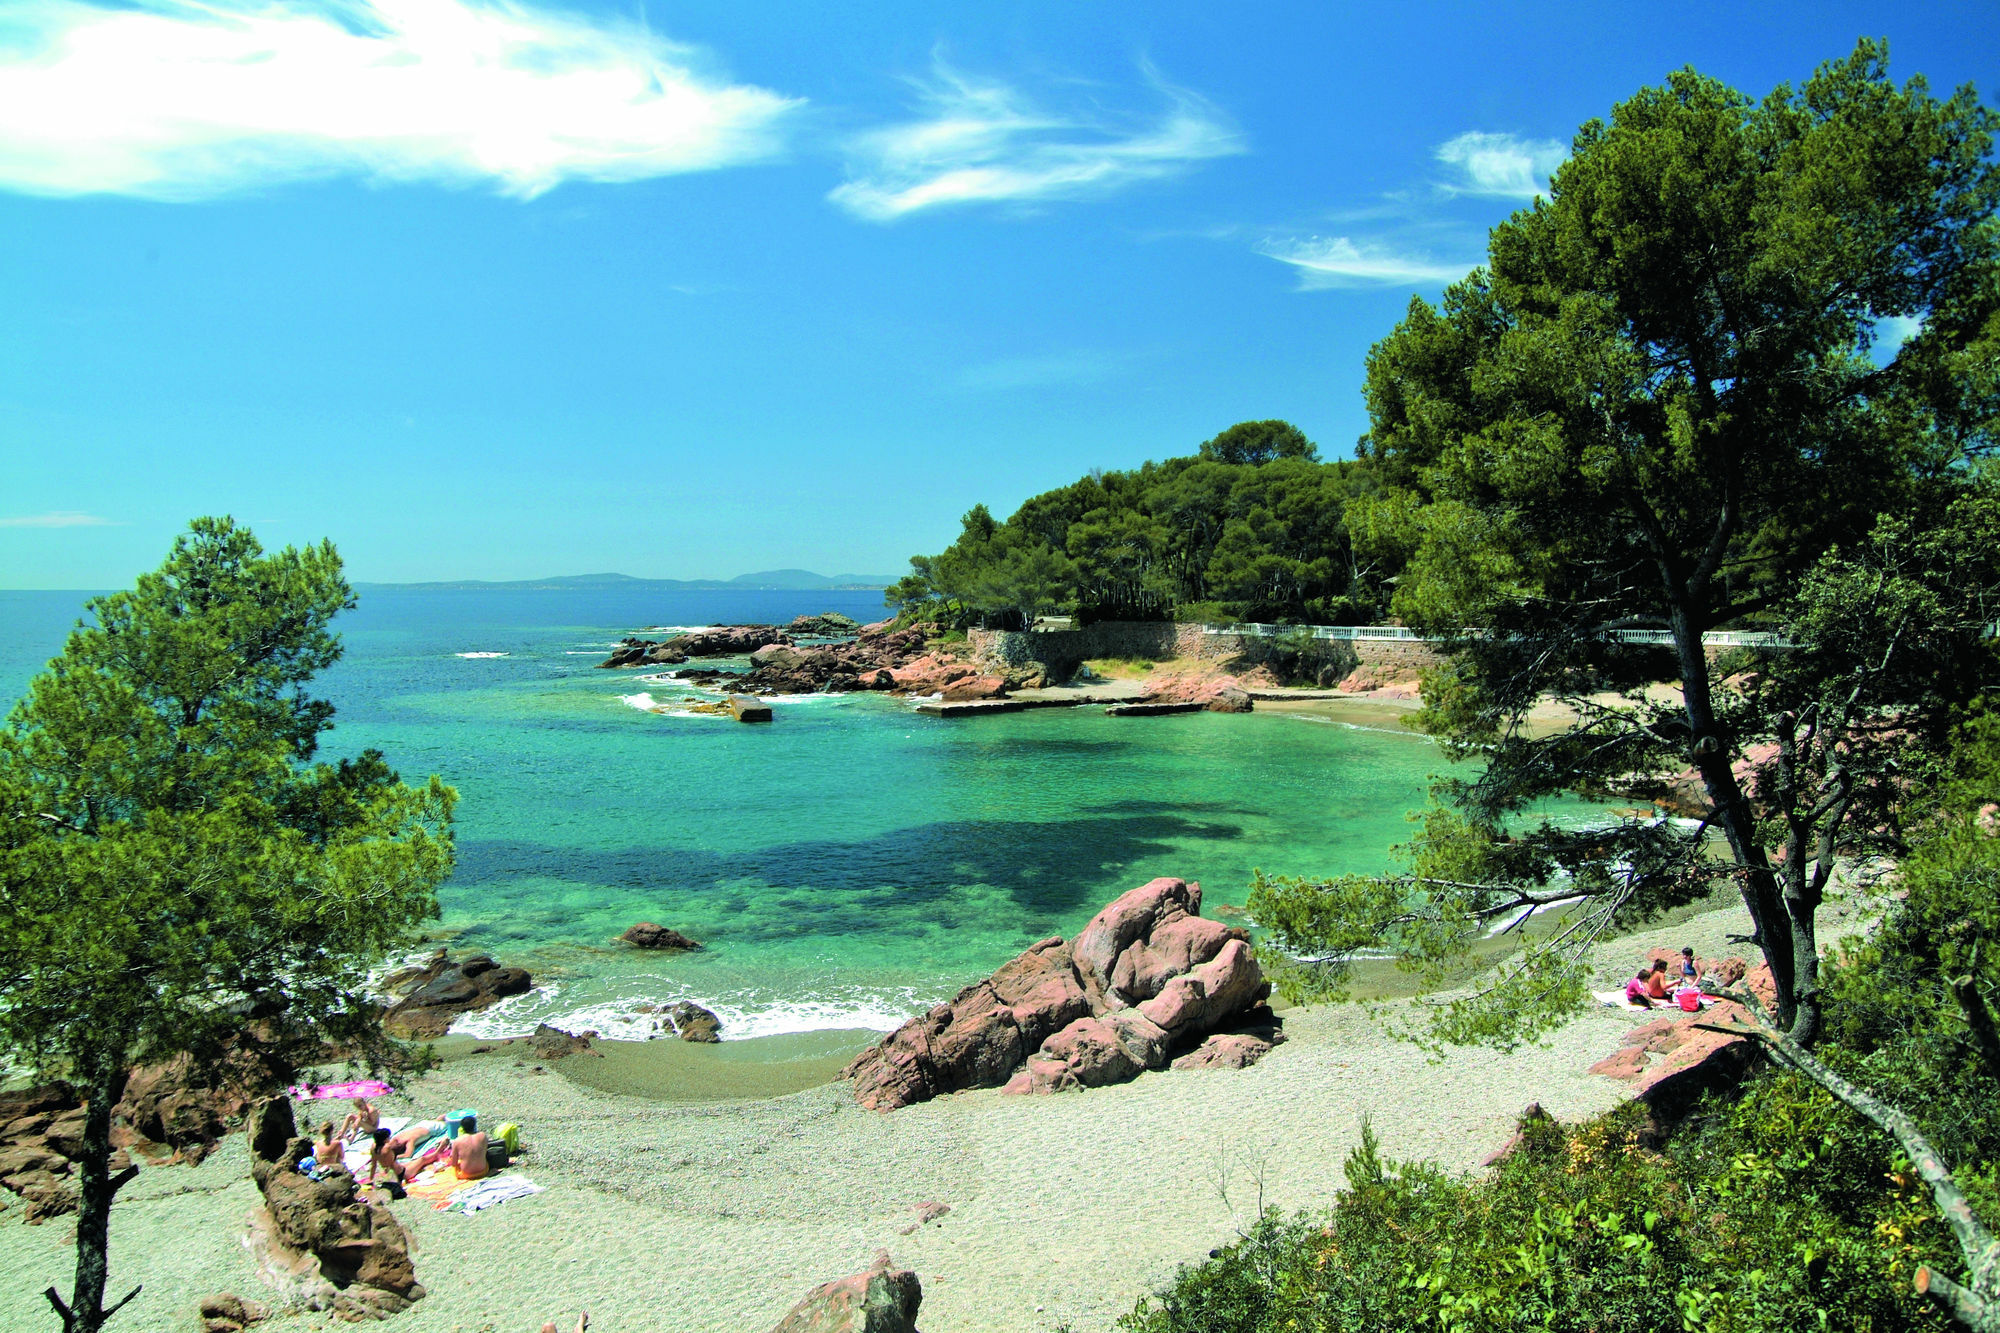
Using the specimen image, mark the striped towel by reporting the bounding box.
[446,1176,544,1213]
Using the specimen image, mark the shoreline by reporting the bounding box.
[0,894,1827,1333]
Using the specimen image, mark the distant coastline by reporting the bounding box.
[353,569,897,593]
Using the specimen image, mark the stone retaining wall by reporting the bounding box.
[970,622,1443,681]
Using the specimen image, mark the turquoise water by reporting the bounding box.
[1,587,1480,1041]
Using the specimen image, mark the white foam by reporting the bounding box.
[455,651,509,659]
[618,691,662,712]
[446,980,935,1042]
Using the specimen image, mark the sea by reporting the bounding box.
[0,585,1527,1045]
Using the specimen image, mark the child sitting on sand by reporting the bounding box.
[1623,968,1656,1007]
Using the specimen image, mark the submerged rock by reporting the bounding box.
[620,922,703,951]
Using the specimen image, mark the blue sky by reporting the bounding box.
[1,1,1994,588]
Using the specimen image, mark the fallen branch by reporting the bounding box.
[1695,996,2000,1331]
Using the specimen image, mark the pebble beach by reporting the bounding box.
[0,900,1786,1333]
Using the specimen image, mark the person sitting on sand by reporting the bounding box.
[1644,961,1673,1000]
[1623,968,1655,1007]
[338,1096,380,1144]
[448,1114,490,1181]
[364,1128,399,1185]
[1678,946,1699,984]
[312,1121,343,1169]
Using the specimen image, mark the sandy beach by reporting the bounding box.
[0,896,1793,1333]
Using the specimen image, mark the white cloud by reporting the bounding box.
[1875,313,1925,351]
[830,60,1241,222]
[1257,235,1474,290]
[0,511,120,527]
[1434,131,1565,199]
[0,0,801,200]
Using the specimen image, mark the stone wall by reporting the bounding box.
[969,622,1444,682]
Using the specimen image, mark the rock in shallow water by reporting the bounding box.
[619,922,702,951]
[380,950,533,1040]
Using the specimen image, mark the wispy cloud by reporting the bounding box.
[0,0,802,200]
[830,59,1241,222]
[1257,235,1474,290]
[0,511,120,527]
[1434,131,1565,199]
[956,348,1145,391]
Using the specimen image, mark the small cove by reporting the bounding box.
[0,586,1604,1050]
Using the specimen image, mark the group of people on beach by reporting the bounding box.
[307,1095,491,1186]
[1624,946,1704,1008]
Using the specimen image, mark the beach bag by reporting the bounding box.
[485,1141,511,1170]
[1677,989,1701,1012]
[494,1122,520,1154]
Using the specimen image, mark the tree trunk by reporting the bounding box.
[47,1056,139,1333]
[1668,603,1811,1038]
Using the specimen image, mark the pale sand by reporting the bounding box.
[0,899,1791,1333]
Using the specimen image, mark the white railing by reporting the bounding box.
[1206,623,1793,648]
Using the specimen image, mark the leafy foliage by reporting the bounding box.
[0,517,456,1331]
[1252,40,2000,1047]
[885,421,1389,628]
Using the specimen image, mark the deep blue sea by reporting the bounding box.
[1,586,1475,1042]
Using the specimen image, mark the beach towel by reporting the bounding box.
[289,1079,393,1101]
[341,1116,410,1176]
[1594,989,1716,1013]
[445,1176,543,1214]
[403,1163,469,1204]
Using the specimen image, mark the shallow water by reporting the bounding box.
[0,586,1568,1042]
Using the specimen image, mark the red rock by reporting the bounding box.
[1138,939,1266,1036]
[939,674,1008,702]
[1071,877,1203,1005]
[770,1250,921,1333]
[848,880,1275,1109]
[843,937,1089,1111]
[1170,1033,1274,1071]
[1205,687,1254,713]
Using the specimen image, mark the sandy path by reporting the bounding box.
[0,901,1781,1333]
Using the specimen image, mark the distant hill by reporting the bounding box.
[355,570,899,592]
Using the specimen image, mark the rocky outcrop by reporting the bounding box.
[1170,1030,1281,1071]
[770,1251,922,1333]
[1589,961,1776,1137]
[788,612,862,637]
[0,1050,277,1218]
[1133,670,1257,713]
[200,1293,271,1332]
[844,877,1275,1110]
[599,626,794,668]
[733,628,940,696]
[380,951,533,1040]
[527,1024,599,1060]
[246,1098,424,1320]
[620,922,702,951]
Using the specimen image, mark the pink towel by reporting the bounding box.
[289,1079,392,1100]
